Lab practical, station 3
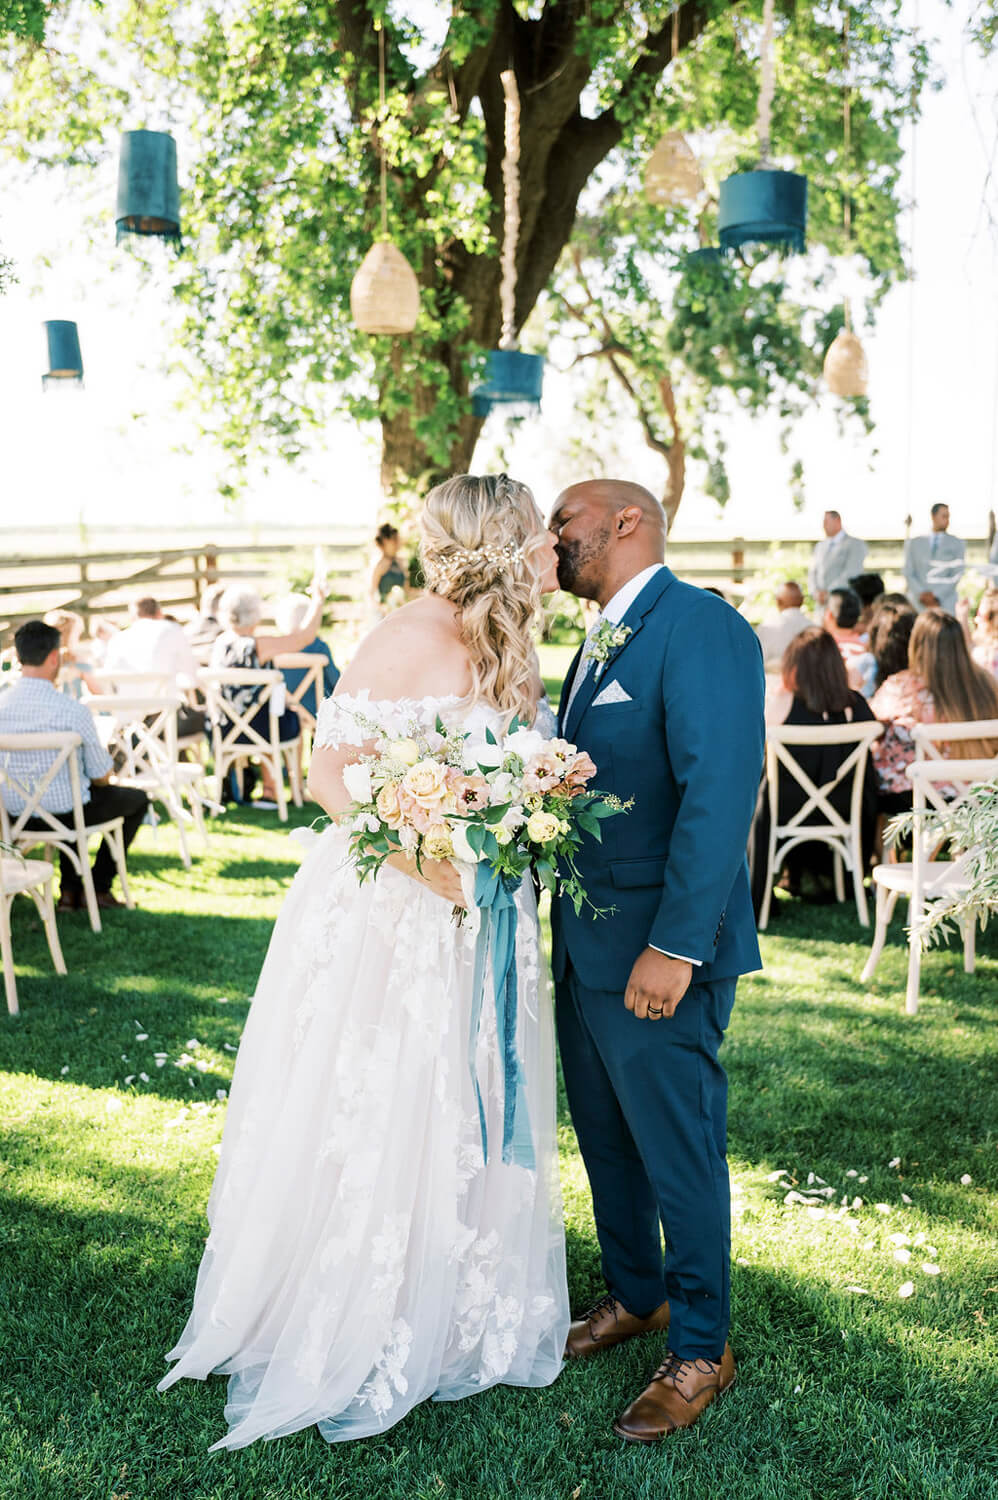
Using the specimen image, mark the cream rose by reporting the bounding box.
[387,737,421,767]
[422,824,455,861]
[375,780,404,828]
[526,810,562,844]
[402,758,450,808]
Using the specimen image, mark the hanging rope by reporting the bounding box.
[755,0,775,165]
[843,8,852,331]
[377,22,388,238]
[499,68,521,351]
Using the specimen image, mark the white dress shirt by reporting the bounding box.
[756,606,815,667]
[103,617,198,685]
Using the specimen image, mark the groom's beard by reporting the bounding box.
[556,526,612,598]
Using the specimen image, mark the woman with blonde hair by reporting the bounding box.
[160,474,569,1448]
[969,588,998,679]
[871,608,998,811]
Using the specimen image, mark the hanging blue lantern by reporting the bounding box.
[684,247,724,270]
[718,170,807,256]
[115,130,181,245]
[42,321,83,388]
[471,350,543,419]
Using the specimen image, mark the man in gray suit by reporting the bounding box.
[807,511,867,605]
[904,504,965,614]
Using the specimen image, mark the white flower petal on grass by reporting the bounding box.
[859,1175,869,1184]
[215,1089,227,1100]
[846,1169,859,1178]
[793,1384,803,1394]
[875,1203,892,1214]
[914,1231,927,1246]
[120,1054,129,1062]
[60,1066,69,1076]
[124,1075,135,1085]
[767,1169,788,1183]
[852,1197,864,1210]
[926,1245,938,1257]
[135,1033,149,1042]
[845,1286,870,1295]
[889,1157,901,1168]
[960,1174,973,1186]
[216,996,229,1004]
[155,1059,166,1068]
[223,1043,237,1053]
[889,1233,912,1246]
[901,1193,913,1205]
[105,1097,123,1114]
[806,1207,826,1220]
[139,1072,150,1083]
[894,1248,912,1264]
[921,1263,941,1275]
[186,1039,200,1050]
[898,1281,915,1299]
[862,1240,875,1250]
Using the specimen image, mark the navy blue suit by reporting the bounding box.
[552,567,765,1359]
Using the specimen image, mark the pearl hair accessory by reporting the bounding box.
[424,538,527,592]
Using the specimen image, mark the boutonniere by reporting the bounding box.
[584,621,632,677]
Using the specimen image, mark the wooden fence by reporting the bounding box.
[1,529,995,645]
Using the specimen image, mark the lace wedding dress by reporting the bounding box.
[158,691,569,1449]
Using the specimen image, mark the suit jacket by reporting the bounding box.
[904,532,965,614]
[551,569,766,993]
[807,532,867,597]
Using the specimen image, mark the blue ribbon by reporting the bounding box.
[467,860,535,1171]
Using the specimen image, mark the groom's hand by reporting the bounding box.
[625,949,693,1021]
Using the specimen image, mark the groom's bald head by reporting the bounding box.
[549,479,666,607]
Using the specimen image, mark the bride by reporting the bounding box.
[158,473,570,1448]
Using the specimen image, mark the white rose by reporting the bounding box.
[504,727,546,760]
[450,821,487,864]
[387,737,421,767]
[487,771,515,805]
[464,739,504,771]
[342,761,374,805]
[501,805,527,832]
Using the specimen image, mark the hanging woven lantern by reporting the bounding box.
[823,327,868,397]
[42,321,83,388]
[115,130,181,244]
[718,169,807,256]
[350,241,420,335]
[644,132,703,206]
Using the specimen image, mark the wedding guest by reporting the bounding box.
[968,589,998,680]
[853,596,916,698]
[823,588,866,685]
[755,581,814,668]
[904,504,965,614]
[104,597,205,739]
[210,580,327,802]
[186,583,227,658]
[807,511,867,605]
[870,609,998,814]
[0,620,148,912]
[43,609,101,699]
[89,617,120,668]
[274,594,340,717]
[848,572,886,634]
[752,626,877,914]
[369,524,407,616]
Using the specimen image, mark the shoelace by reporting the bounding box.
[583,1292,620,1330]
[652,1352,720,1386]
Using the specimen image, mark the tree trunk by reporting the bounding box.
[663,433,686,535]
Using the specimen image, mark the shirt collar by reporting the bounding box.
[600,564,665,625]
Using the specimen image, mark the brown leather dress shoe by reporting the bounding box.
[613,1344,737,1443]
[95,891,125,910]
[564,1293,671,1361]
[56,889,82,913]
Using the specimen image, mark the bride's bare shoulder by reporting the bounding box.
[335,596,474,702]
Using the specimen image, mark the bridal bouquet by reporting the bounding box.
[338,711,627,917]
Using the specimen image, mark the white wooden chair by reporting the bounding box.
[0,731,133,934]
[0,767,67,1016]
[272,652,325,757]
[861,756,996,1014]
[198,668,303,822]
[86,694,212,868]
[759,720,883,930]
[92,668,207,761]
[913,718,998,764]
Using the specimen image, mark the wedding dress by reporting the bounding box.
[158,691,569,1449]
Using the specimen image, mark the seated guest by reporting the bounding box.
[88,617,120,668]
[870,609,998,815]
[210,579,327,802]
[0,621,148,912]
[369,524,407,618]
[43,609,101,699]
[103,595,205,739]
[186,583,227,657]
[755,581,814,669]
[273,595,340,717]
[852,595,916,698]
[848,572,886,634]
[969,588,998,680]
[823,587,866,686]
[752,626,877,914]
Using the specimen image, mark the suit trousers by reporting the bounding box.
[26,783,149,895]
[556,961,736,1360]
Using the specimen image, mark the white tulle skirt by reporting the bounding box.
[158,824,569,1449]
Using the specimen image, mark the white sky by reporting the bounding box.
[0,0,995,544]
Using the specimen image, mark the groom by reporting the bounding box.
[549,479,765,1443]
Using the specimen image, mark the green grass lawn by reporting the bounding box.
[2,808,997,1500]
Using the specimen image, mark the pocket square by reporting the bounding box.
[592,681,633,707]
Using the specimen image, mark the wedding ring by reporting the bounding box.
[647,1006,664,1017]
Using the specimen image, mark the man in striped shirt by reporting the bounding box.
[0,620,148,912]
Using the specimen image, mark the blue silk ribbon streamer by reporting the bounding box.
[468,861,535,1171]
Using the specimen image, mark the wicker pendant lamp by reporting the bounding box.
[350,24,420,336]
[823,12,869,398]
[644,132,703,206]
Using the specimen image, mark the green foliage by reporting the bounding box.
[0,1,929,499]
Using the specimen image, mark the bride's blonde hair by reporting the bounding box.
[420,473,547,724]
